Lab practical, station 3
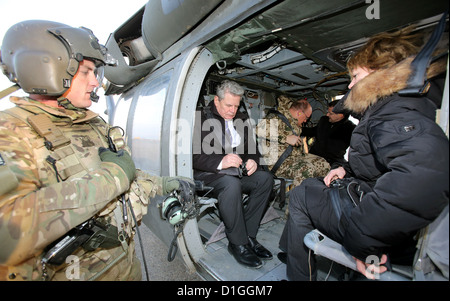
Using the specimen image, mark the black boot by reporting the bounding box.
[248,237,273,260]
[228,243,263,268]
[277,252,287,264]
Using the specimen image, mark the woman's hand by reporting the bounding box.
[355,254,388,280]
[323,166,346,186]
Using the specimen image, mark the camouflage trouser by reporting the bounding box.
[275,153,330,217]
[276,153,330,187]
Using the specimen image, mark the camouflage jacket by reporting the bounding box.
[256,95,306,169]
[0,97,163,280]
[256,95,330,185]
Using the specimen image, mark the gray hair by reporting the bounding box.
[216,80,244,100]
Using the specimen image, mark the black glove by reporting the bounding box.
[98,147,136,183]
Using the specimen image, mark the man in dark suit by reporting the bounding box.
[302,100,356,167]
[193,80,273,268]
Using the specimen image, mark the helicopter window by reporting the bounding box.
[129,71,172,175]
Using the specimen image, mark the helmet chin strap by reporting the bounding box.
[57,92,99,108]
[57,96,80,110]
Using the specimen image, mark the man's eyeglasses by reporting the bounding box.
[298,110,311,120]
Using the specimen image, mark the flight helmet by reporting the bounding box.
[0,20,117,99]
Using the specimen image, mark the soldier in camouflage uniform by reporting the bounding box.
[257,95,330,187]
[0,20,185,281]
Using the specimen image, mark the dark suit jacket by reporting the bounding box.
[302,115,355,166]
[192,101,262,184]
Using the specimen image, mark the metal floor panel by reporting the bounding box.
[196,208,288,281]
[195,205,352,281]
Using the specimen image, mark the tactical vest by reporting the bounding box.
[3,105,125,184]
[1,104,132,280]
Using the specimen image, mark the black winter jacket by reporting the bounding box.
[337,57,449,260]
[302,115,355,166]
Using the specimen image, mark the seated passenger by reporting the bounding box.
[256,96,330,187]
[280,26,449,280]
[192,80,274,269]
[302,99,356,167]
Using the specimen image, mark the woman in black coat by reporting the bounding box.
[283,26,449,280]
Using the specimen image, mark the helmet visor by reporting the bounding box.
[48,26,118,67]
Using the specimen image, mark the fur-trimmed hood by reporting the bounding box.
[344,56,447,115]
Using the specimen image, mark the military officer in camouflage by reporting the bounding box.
[257,96,330,187]
[0,20,184,281]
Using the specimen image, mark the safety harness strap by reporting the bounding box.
[266,109,298,174]
[4,106,84,181]
[399,11,448,96]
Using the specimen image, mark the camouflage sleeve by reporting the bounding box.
[275,95,298,144]
[276,116,295,145]
[125,169,164,222]
[278,122,290,145]
[256,117,270,142]
[0,120,130,266]
[257,115,292,144]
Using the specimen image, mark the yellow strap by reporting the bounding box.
[302,136,309,154]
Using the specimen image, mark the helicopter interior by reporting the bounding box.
[103,0,449,281]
